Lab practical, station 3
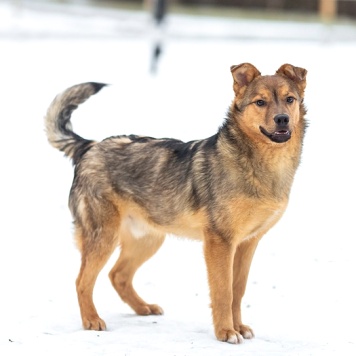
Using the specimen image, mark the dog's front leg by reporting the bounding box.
[232,237,259,339]
[204,233,241,344]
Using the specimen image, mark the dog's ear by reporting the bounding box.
[230,63,261,97]
[276,64,307,95]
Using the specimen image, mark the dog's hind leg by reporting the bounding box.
[75,214,120,331]
[232,237,259,339]
[109,232,165,316]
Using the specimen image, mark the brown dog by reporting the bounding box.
[45,63,307,344]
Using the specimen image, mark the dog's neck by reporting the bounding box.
[216,112,306,200]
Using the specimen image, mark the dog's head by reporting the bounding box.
[230,63,307,144]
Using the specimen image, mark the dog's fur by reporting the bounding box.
[45,63,307,344]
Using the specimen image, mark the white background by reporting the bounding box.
[1,1,355,355]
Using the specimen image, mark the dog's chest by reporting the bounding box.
[227,198,287,241]
[242,208,283,241]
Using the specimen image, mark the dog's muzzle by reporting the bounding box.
[259,114,291,143]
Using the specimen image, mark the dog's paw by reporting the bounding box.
[148,304,164,315]
[216,329,244,344]
[235,324,254,339]
[136,304,164,316]
[82,316,107,331]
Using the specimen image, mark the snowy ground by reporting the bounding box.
[1,1,356,355]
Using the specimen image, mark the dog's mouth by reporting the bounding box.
[259,126,291,143]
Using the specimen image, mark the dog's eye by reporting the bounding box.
[286,96,295,104]
[255,100,266,107]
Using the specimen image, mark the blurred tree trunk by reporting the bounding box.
[319,0,337,20]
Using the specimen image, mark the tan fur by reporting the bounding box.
[45,63,307,344]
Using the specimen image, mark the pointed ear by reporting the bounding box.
[276,63,307,95]
[230,63,261,97]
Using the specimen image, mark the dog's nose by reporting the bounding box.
[274,114,289,126]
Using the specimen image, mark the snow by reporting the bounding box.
[1,1,356,355]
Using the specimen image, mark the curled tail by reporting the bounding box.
[45,82,107,165]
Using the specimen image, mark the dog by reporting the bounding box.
[45,63,307,344]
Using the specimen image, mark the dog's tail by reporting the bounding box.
[44,82,107,165]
